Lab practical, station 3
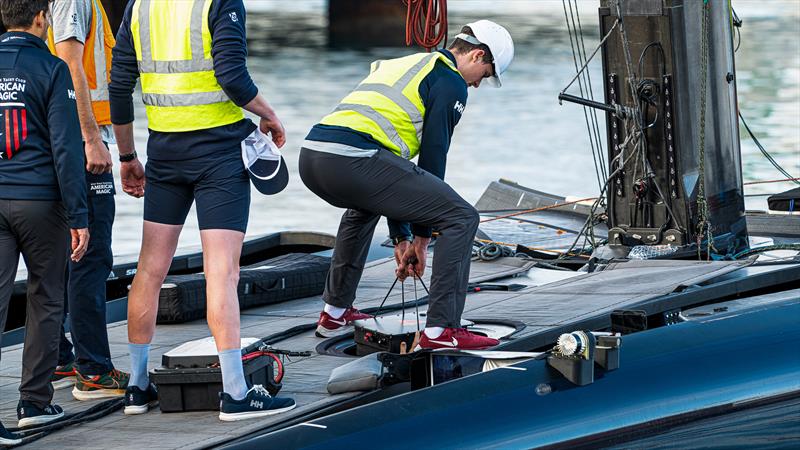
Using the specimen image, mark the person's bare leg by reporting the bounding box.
[200,229,244,351]
[126,221,181,390]
[127,221,182,343]
[200,229,247,399]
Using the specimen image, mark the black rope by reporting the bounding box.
[374,276,400,316]
[7,398,124,447]
[562,0,604,192]
[570,0,608,181]
[412,277,420,333]
[740,112,799,185]
[400,279,405,321]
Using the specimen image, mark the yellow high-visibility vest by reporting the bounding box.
[320,52,460,159]
[47,0,115,125]
[130,0,243,132]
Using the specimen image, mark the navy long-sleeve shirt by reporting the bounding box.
[0,32,88,228]
[109,0,258,159]
[305,49,468,238]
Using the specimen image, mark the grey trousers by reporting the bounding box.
[299,148,479,328]
[0,200,69,407]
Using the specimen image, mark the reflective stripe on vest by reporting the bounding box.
[320,52,460,159]
[47,0,114,125]
[131,0,243,132]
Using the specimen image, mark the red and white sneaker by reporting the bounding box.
[416,328,500,350]
[315,307,373,338]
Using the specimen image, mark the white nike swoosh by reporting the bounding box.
[328,318,347,326]
[428,338,458,347]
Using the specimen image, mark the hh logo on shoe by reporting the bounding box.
[250,400,264,409]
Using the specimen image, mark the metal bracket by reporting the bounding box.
[608,73,625,197]
[662,74,680,199]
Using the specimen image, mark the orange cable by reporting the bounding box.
[479,197,598,223]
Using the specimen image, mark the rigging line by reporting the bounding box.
[646,157,679,229]
[743,177,800,186]
[375,276,400,316]
[614,0,644,124]
[571,0,608,180]
[739,112,800,185]
[560,140,640,259]
[564,0,600,174]
[697,0,716,259]
[566,0,604,165]
[479,197,598,223]
[561,18,619,95]
[563,0,603,192]
[572,1,609,185]
[613,2,646,153]
[614,0,656,232]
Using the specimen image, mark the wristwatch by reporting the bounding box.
[391,235,411,246]
[119,151,137,162]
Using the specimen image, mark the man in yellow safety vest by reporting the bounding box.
[109,0,295,420]
[300,21,515,351]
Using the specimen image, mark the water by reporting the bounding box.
[104,1,799,258]
[607,396,800,449]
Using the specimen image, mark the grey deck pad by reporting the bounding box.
[0,256,533,449]
[461,259,751,350]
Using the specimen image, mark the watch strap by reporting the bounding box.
[119,151,137,162]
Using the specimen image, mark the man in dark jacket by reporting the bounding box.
[0,0,89,439]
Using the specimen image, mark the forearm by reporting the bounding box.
[414,235,432,245]
[55,40,102,143]
[242,93,276,119]
[113,123,136,156]
[66,61,102,143]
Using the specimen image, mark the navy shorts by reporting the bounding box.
[143,148,250,232]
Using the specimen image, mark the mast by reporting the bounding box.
[562,0,749,257]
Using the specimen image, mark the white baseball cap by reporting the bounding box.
[241,129,288,195]
[457,20,514,88]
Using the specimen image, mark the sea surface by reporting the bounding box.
[91,1,800,257]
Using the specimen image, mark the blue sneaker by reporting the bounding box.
[219,385,296,422]
[0,421,22,446]
[124,383,158,415]
[16,401,64,428]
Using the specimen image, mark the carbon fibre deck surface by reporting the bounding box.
[0,256,532,449]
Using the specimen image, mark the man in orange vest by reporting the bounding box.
[47,0,129,400]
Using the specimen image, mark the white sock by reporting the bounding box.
[424,327,444,339]
[128,343,150,390]
[219,349,248,401]
[323,304,346,319]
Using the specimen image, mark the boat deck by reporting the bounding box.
[2,218,798,448]
[0,256,533,449]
